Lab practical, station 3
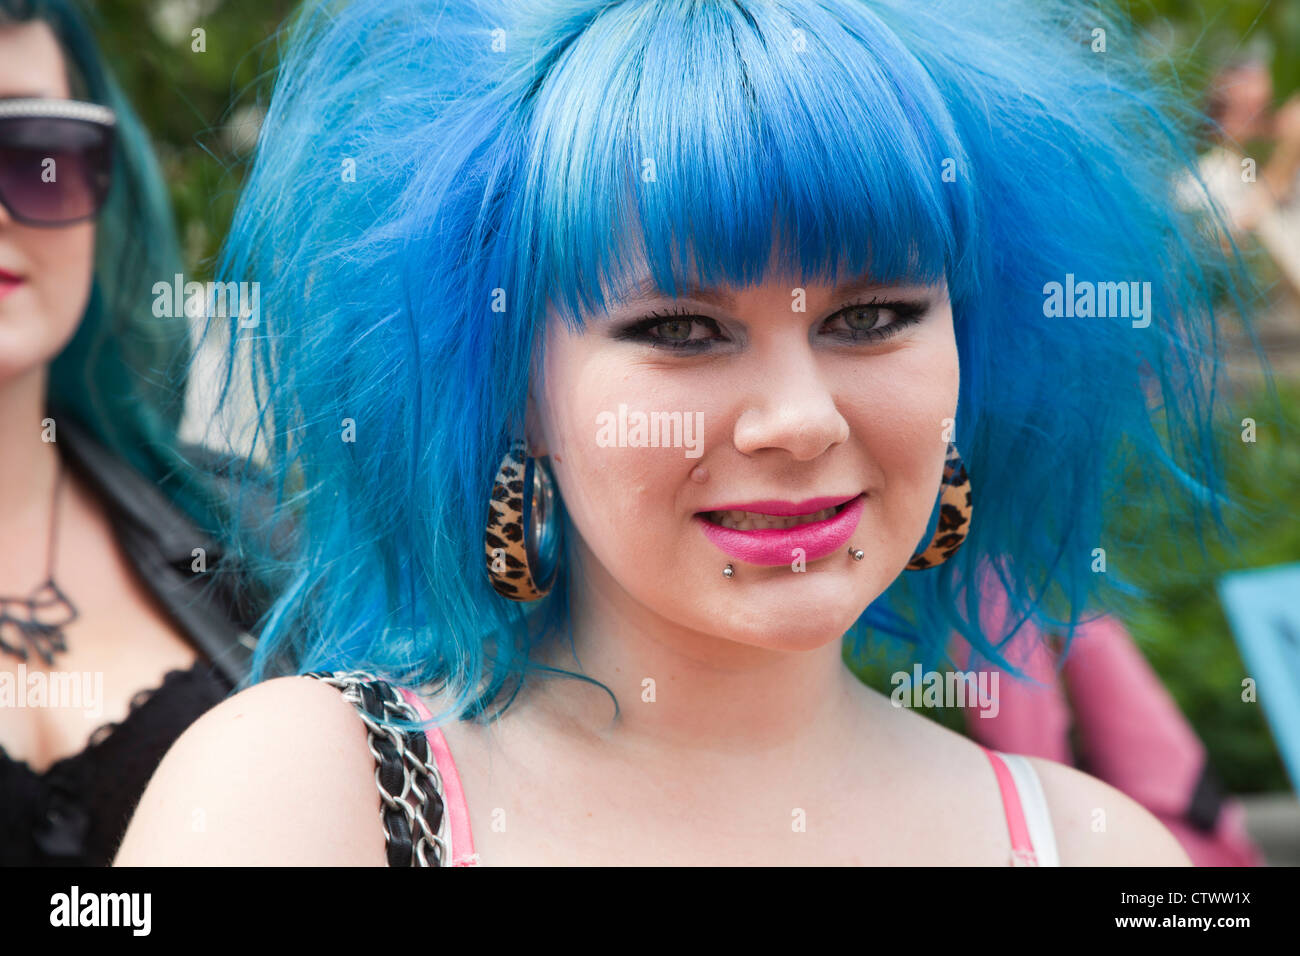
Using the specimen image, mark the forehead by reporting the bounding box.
[0,21,70,99]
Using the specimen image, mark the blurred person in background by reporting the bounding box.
[1182,55,1300,298]
[0,0,264,866]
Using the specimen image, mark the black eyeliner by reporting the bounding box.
[610,307,723,352]
[824,297,931,344]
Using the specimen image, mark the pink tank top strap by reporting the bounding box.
[980,745,1039,866]
[397,687,479,866]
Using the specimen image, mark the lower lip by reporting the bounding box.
[0,278,22,301]
[695,494,867,567]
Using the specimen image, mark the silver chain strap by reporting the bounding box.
[307,670,451,866]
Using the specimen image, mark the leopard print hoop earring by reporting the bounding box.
[485,439,561,601]
[905,442,973,570]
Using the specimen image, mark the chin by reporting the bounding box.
[0,344,44,383]
[0,321,72,378]
[708,584,876,651]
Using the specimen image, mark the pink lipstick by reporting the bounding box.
[0,268,23,302]
[695,492,866,567]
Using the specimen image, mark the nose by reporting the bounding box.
[732,346,850,461]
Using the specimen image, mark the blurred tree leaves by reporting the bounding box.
[87,0,296,277]
[1126,0,1300,100]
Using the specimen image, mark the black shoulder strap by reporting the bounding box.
[305,671,450,866]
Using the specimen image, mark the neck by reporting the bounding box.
[527,540,872,767]
[0,365,61,584]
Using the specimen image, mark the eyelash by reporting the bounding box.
[612,299,929,353]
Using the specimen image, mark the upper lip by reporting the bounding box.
[696,493,863,517]
[0,268,23,283]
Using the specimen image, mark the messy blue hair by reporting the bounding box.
[213,0,1251,721]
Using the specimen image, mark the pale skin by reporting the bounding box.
[116,248,1191,865]
[0,22,199,774]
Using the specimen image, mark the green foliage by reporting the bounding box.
[1113,376,1298,793]
[1125,0,1300,103]
[85,0,296,279]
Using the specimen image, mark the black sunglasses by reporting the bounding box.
[0,98,116,228]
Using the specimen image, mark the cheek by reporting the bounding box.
[837,328,961,546]
[539,344,696,560]
[0,225,95,381]
[34,225,95,332]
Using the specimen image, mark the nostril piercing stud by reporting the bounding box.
[849,548,864,561]
[723,564,734,577]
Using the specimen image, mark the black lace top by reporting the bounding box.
[0,414,267,867]
[0,661,234,866]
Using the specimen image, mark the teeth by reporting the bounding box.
[706,505,840,531]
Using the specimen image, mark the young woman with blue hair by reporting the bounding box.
[118,0,1249,866]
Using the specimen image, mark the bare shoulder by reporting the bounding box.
[1023,756,1192,866]
[114,675,386,866]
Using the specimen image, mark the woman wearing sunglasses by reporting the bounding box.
[1,0,261,866]
[118,0,1252,866]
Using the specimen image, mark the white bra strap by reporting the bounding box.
[996,753,1061,867]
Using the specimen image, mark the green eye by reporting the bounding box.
[656,318,695,341]
[843,306,882,331]
[822,299,929,343]
[613,310,723,352]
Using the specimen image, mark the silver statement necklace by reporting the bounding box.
[0,461,78,664]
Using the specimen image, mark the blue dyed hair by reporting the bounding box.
[214,0,1253,721]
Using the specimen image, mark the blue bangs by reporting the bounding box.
[514,0,973,329]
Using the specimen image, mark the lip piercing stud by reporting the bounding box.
[849,547,864,561]
[723,564,735,577]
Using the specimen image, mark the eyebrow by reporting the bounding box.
[611,273,905,309]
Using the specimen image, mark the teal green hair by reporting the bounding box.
[2,0,202,508]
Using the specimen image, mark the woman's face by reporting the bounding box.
[529,260,959,650]
[1216,62,1274,143]
[0,21,96,385]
